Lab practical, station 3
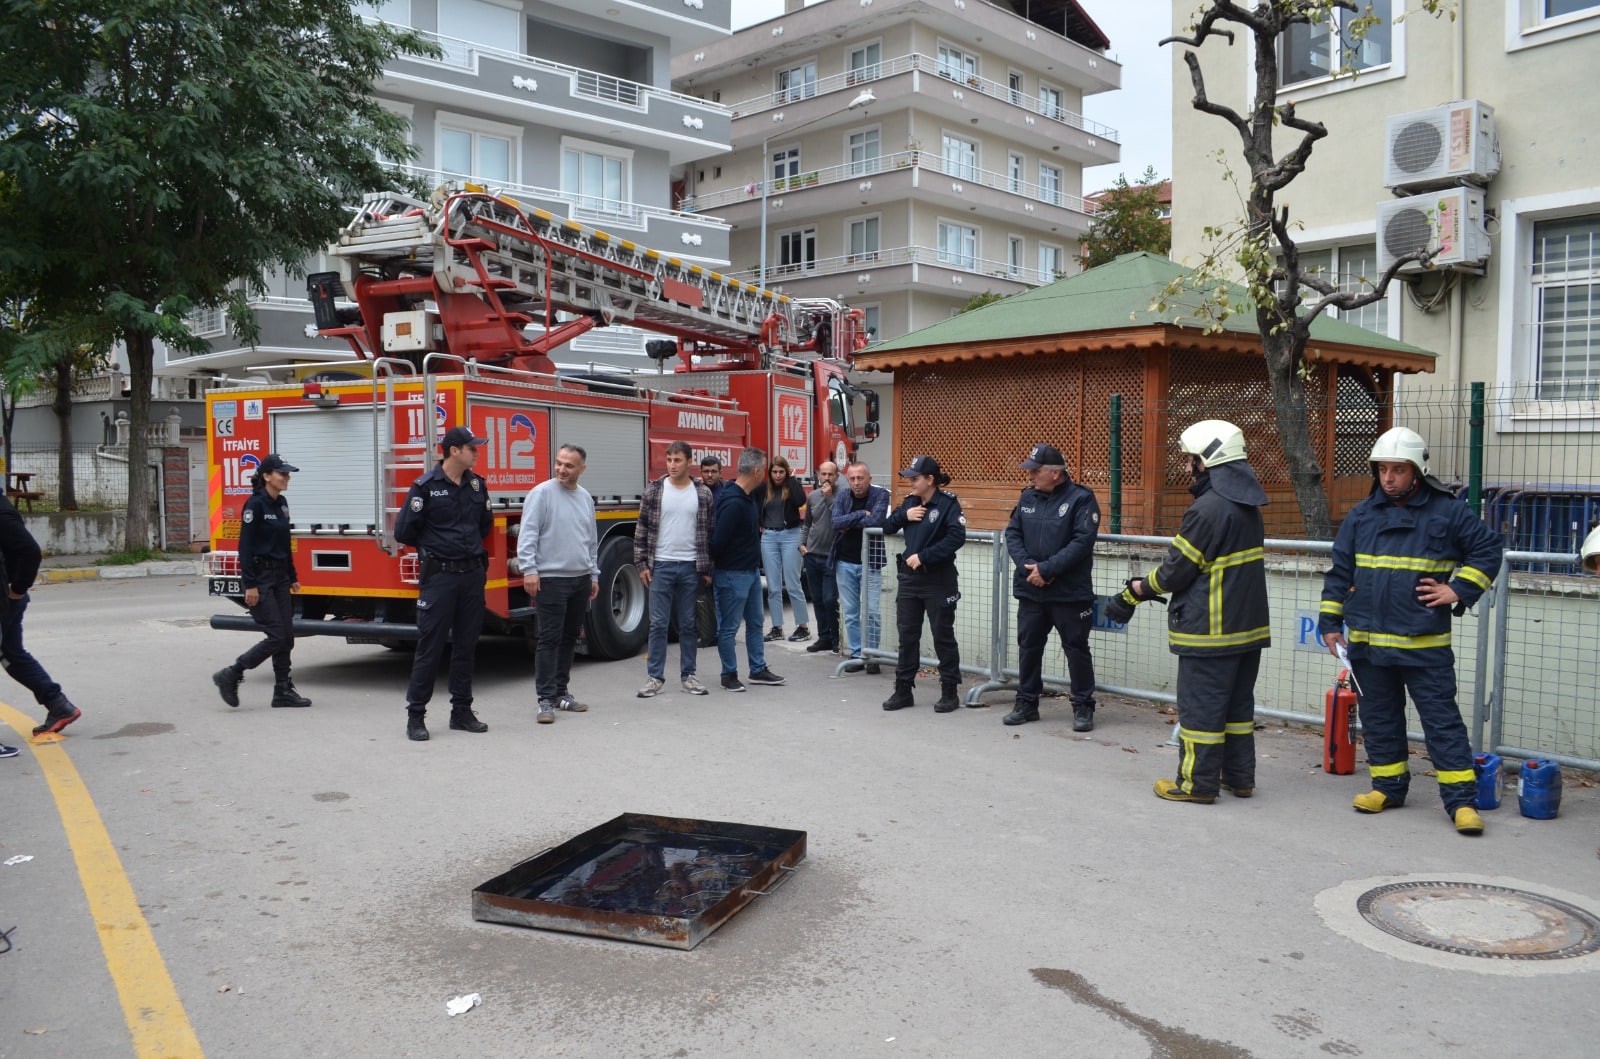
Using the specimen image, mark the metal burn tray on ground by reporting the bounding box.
[472,813,807,950]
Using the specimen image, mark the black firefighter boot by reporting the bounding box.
[881,682,916,711]
[407,709,429,742]
[271,676,313,708]
[449,706,489,733]
[934,683,960,713]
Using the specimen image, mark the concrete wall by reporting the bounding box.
[24,512,155,555]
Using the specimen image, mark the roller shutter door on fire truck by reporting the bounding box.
[548,408,647,502]
[271,408,390,529]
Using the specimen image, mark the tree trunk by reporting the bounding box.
[125,331,155,551]
[1260,324,1334,539]
[53,355,78,510]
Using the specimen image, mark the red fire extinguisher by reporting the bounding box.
[1324,669,1357,775]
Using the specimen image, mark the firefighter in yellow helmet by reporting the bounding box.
[1319,427,1504,835]
[1105,420,1270,803]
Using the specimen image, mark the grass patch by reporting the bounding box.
[98,547,163,566]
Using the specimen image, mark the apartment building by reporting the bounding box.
[156,0,734,380]
[1167,0,1600,493]
[671,0,1120,343]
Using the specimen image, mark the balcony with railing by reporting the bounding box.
[723,244,1061,295]
[725,52,1117,165]
[375,23,728,164]
[679,149,1097,237]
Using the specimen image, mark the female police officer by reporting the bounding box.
[880,455,967,713]
[213,454,312,709]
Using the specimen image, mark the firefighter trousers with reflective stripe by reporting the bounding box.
[1171,651,1260,797]
[1350,658,1476,813]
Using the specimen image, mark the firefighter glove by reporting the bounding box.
[1103,589,1138,625]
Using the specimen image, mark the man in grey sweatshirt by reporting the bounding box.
[518,444,601,724]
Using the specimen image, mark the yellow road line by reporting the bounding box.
[0,702,203,1058]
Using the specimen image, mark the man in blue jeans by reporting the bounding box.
[0,493,80,759]
[635,441,714,698]
[709,447,785,692]
[831,461,890,673]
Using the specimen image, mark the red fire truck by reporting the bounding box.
[205,185,880,659]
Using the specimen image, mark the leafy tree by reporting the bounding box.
[0,1,428,548]
[1159,1,1450,538]
[1083,166,1171,268]
[959,291,1008,313]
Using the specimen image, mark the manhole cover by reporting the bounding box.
[1358,881,1600,961]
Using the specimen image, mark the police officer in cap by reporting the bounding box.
[1003,443,1101,730]
[881,455,967,713]
[395,425,493,741]
[213,454,312,709]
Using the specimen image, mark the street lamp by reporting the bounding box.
[758,87,875,291]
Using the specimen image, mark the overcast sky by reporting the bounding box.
[728,0,1172,193]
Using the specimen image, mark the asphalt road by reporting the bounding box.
[2,576,1598,1058]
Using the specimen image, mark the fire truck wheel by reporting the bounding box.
[585,535,648,660]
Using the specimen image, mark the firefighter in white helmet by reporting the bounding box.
[1319,427,1503,835]
[1581,524,1600,575]
[1106,419,1270,803]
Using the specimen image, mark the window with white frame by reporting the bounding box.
[777,60,817,103]
[777,226,817,275]
[848,128,881,176]
[860,304,881,343]
[1544,0,1600,17]
[1038,84,1064,122]
[1532,215,1600,400]
[941,133,977,181]
[1007,71,1023,105]
[1039,242,1063,281]
[936,43,977,82]
[1008,152,1024,194]
[1008,235,1024,275]
[1280,0,1392,86]
[437,0,518,65]
[188,305,227,337]
[561,138,631,213]
[937,221,977,270]
[439,114,518,184]
[848,216,880,263]
[1511,0,1600,50]
[1291,244,1390,336]
[1039,163,1063,207]
[771,145,800,183]
[848,43,881,85]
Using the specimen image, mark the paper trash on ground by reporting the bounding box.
[446,993,481,1017]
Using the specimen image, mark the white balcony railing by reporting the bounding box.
[679,150,1099,217]
[729,51,1118,142]
[726,244,1063,289]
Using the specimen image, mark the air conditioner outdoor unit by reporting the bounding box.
[1376,187,1491,274]
[1384,100,1498,190]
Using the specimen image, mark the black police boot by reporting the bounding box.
[934,684,960,713]
[449,708,488,733]
[882,683,916,711]
[1072,703,1096,732]
[407,710,429,742]
[1003,700,1041,726]
[213,666,243,708]
[271,678,313,708]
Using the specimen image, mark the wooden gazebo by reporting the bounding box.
[853,253,1437,536]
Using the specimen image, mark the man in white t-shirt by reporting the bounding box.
[634,440,715,697]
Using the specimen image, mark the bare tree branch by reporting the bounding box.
[1258,102,1327,192]
[1179,51,1250,142]
[1158,0,1266,48]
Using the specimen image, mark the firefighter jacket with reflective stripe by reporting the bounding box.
[1142,477,1270,657]
[1004,477,1100,603]
[1318,483,1503,667]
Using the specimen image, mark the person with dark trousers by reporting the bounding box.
[880,456,967,713]
[1003,443,1102,730]
[1320,427,1504,836]
[695,455,726,648]
[800,461,840,654]
[214,453,312,710]
[395,425,493,742]
[709,447,785,692]
[519,444,600,724]
[635,440,714,698]
[1107,420,1270,805]
[0,493,81,757]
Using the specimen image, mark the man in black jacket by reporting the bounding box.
[0,494,80,755]
[881,456,966,713]
[1003,444,1101,730]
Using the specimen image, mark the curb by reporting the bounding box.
[39,560,202,584]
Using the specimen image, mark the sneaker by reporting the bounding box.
[537,701,557,723]
[681,675,709,696]
[764,626,784,642]
[1219,782,1255,799]
[448,709,488,733]
[1153,778,1215,804]
[805,640,835,654]
[638,677,665,698]
[213,667,242,708]
[1071,706,1095,733]
[788,625,810,642]
[33,696,82,735]
[720,673,746,693]
[0,743,19,759]
[556,694,588,712]
[747,668,786,686]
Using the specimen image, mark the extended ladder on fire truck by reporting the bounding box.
[312,184,865,373]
